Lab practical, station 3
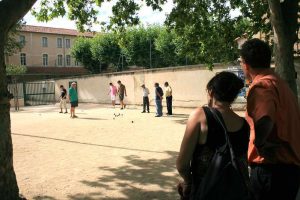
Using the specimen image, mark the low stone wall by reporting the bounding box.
[54,64,243,108]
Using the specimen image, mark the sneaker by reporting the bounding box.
[141,111,146,113]
[59,111,63,113]
[147,111,150,113]
[155,115,162,117]
[121,108,123,110]
[73,115,78,118]
[64,111,68,113]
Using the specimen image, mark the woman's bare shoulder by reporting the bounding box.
[188,107,206,123]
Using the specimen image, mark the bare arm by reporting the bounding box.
[176,109,201,185]
[124,87,127,96]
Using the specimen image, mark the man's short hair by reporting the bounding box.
[109,82,112,85]
[60,85,63,88]
[240,38,271,69]
[117,80,121,84]
[154,83,159,87]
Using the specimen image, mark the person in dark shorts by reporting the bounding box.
[59,85,68,113]
[117,80,127,110]
[68,82,78,118]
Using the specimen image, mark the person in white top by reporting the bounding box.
[141,84,150,113]
[108,83,117,108]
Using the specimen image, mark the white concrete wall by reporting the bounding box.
[54,64,228,108]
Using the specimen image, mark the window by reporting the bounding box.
[57,38,62,48]
[66,55,71,66]
[75,60,79,66]
[43,54,48,66]
[20,53,26,66]
[57,55,63,66]
[19,35,25,46]
[42,37,48,47]
[65,39,71,48]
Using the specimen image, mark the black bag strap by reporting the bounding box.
[209,107,251,192]
[209,108,237,166]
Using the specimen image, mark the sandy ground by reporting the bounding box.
[11,103,196,200]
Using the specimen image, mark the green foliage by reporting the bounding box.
[166,0,249,67]
[234,0,271,39]
[32,0,99,31]
[31,0,166,32]
[91,33,122,71]
[119,26,156,68]
[155,28,186,66]
[71,25,196,72]
[4,21,25,56]
[6,64,27,76]
[118,25,183,68]
[71,37,100,73]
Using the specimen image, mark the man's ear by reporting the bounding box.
[244,62,250,71]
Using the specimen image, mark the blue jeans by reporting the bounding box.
[155,99,162,116]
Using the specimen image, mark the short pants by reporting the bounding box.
[70,101,78,107]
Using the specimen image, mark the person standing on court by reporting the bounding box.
[59,85,68,113]
[117,80,127,110]
[68,82,78,118]
[108,82,117,108]
[141,84,150,113]
[154,83,163,117]
[164,82,173,115]
[240,38,300,200]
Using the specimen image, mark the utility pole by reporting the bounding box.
[186,56,188,66]
[150,38,152,68]
[99,58,101,73]
[121,54,124,71]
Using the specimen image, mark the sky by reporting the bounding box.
[23,0,175,31]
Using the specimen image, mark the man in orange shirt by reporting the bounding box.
[240,39,300,200]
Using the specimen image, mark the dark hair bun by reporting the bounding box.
[206,71,244,103]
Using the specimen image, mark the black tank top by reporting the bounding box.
[191,107,250,187]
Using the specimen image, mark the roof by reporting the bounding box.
[20,25,95,37]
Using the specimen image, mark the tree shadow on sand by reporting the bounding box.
[33,195,58,200]
[68,151,180,200]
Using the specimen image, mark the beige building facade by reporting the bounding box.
[6,25,93,67]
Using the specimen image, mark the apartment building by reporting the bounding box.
[6,25,94,67]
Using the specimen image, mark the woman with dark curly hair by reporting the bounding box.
[176,71,250,200]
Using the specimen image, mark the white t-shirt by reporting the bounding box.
[142,87,150,97]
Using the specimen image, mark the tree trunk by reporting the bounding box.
[268,0,298,96]
[0,32,20,200]
[0,0,37,199]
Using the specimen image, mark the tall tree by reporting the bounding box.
[268,0,299,95]
[166,0,249,68]
[71,37,100,73]
[4,22,25,57]
[91,33,121,71]
[0,1,37,199]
